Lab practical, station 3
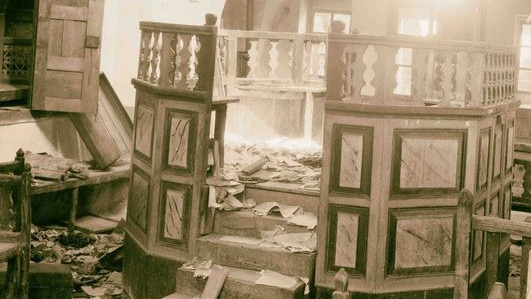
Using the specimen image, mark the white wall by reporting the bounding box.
[100,0,226,108]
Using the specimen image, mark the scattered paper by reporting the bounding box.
[183,257,212,271]
[260,225,286,242]
[287,213,318,229]
[81,286,107,297]
[194,268,212,279]
[220,235,263,246]
[253,202,303,218]
[255,270,298,289]
[299,277,310,295]
[272,232,317,253]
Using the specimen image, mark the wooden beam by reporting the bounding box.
[454,189,473,299]
[472,215,531,236]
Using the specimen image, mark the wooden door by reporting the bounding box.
[32,0,104,113]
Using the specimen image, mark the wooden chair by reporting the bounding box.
[0,149,31,298]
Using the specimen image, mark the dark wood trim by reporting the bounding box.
[157,182,192,249]
[325,204,369,276]
[329,124,373,196]
[386,207,457,276]
[391,129,467,197]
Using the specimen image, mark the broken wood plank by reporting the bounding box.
[199,265,228,299]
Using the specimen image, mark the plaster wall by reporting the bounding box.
[100,0,226,108]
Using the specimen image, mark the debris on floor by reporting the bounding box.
[31,224,124,298]
[223,136,322,189]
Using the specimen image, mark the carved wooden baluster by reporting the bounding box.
[259,38,273,79]
[275,39,292,80]
[454,52,468,105]
[326,38,347,101]
[246,39,258,78]
[341,46,354,99]
[188,35,201,90]
[440,51,455,106]
[269,40,279,79]
[469,52,485,107]
[361,45,377,99]
[168,33,178,87]
[349,45,368,103]
[150,31,161,85]
[412,49,429,105]
[317,41,326,78]
[176,34,192,89]
[138,30,154,81]
[159,32,177,88]
[302,40,312,80]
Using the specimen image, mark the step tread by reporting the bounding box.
[0,83,29,101]
[176,265,306,298]
[161,292,194,299]
[214,210,314,238]
[195,234,315,278]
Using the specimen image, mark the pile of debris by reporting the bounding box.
[222,136,322,189]
[31,224,124,298]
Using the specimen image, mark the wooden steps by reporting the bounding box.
[195,233,315,278]
[0,83,29,102]
[213,210,312,238]
[245,182,319,215]
[174,266,305,299]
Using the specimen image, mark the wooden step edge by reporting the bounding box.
[246,181,320,197]
[161,292,194,299]
[197,233,310,254]
[0,83,29,102]
[0,242,20,262]
[0,230,21,242]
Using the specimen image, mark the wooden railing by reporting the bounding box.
[218,30,327,89]
[457,189,531,299]
[326,33,518,107]
[136,20,218,99]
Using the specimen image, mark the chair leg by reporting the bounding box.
[5,256,20,298]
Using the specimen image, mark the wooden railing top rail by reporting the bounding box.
[328,33,517,54]
[139,21,217,36]
[218,29,326,42]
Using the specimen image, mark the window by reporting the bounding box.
[398,8,438,37]
[517,17,531,92]
[312,10,351,34]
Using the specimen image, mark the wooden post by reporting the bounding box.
[326,25,347,101]
[213,105,227,167]
[488,282,507,299]
[68,187,79,235]
[520,216,531,299]
[20,164,31,299]
[292,35,305,85]
[332,268,349,299]
[486,231,500,292]
[454,189,474,299]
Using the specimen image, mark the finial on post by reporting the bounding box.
[205,13,217,26]
[332,268,349,299]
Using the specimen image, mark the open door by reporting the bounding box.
[32,0,104,113]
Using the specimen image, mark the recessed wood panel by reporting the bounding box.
[391,130,466,196]
[158,182,191,247]
[326,205,368,276]
[387,208,455,275]
[472,202,485,262]
[506,125,514,171]
[134,103,155,161]
[503,184,512,220]
[128,167,150,233]
[330,125,373,195]
[489,193,499,217]
[45,71,83,100]
[492,126,502,181]
[477,129,491,191]
[163,109,198,174]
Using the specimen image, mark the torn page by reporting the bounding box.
[287,213,318,229]
[272,232,317,253]
[255,270,298,289]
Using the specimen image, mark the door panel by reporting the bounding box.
[32,0,104,113]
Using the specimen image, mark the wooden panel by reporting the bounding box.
[32,0,104,113]
[477,128,491,191]
[492,125,503,181]
[50,4,88,21]
[391,129,466,196]
[330,125,373,195]
[326,205,368,276]
[45,71,83,99]
[162,109,198,174]
[158,182,191,248]
[472,202,486,262]
[387,208,455,275]
[61,20,86,57]
[135,103,155,161]
[506,124,514,171]
[489,193,500,217]
[503,184,511,220]
[128,167,150,233]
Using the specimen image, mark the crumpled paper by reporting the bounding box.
[255,270,298,289]
[183,257,213,279]
[253,202,303,218]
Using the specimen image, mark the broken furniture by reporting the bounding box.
[0,149,31,298]
[315,29,519,297]
[29,154,130,234]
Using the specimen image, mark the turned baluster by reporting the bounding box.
[176,34,192,89]
[440,51,455,106]
[412,49,429,105]
[326,23,348,101]
[150,31,161,84]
